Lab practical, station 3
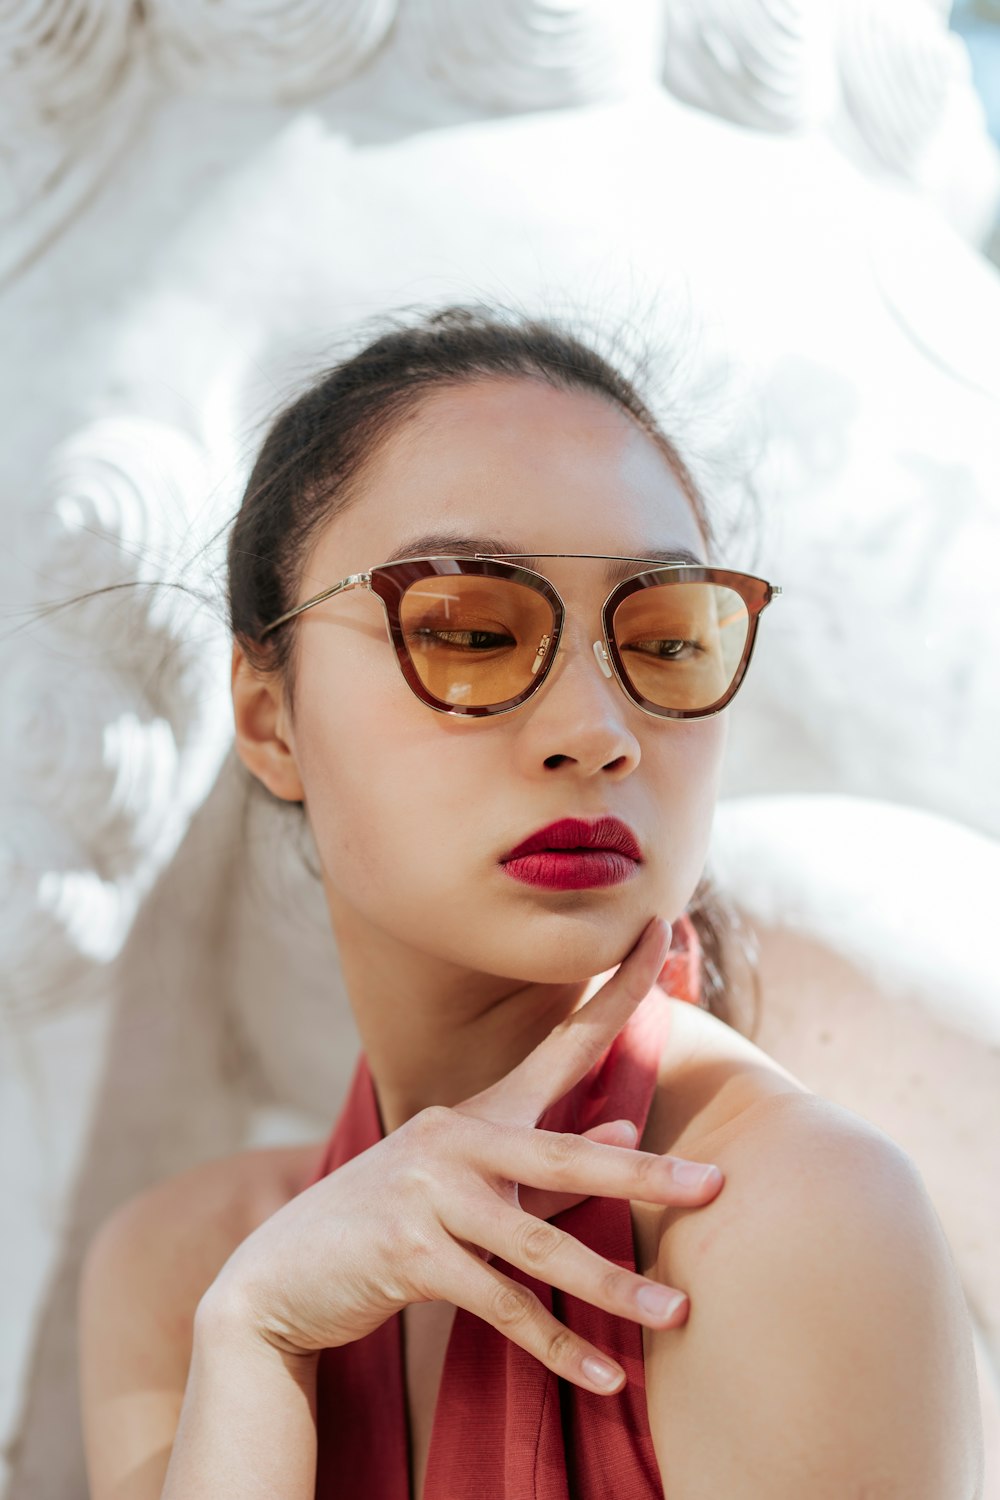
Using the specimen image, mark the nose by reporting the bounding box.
[515,622,641,776]
[532,628,614,685]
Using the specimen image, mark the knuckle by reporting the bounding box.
[488,1279,536,1329]
[408,1104,453,1143]
[544,1325,577,1370]
[393,1146,440,1203]
[512,1218,564,1269]
[630,1150,659,1190]
[430,1103,458,1133]
[601,1266,636,1306]
[539,1130,582,1172]
[395,1216,437,1264]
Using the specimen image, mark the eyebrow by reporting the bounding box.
[382,531,706,584]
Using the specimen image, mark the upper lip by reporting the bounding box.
[500,816,643,863]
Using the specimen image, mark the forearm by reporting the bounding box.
[160,1294,318,1500]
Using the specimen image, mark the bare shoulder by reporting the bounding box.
[78,1138,325,1500]
[639,987,922,1299]
[639,985,815,1164]
[82,1137,326,1317]
[638,1021,984,1497]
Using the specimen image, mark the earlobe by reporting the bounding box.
[230,642,306,804]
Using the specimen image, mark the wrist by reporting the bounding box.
[195,1282,320,1372]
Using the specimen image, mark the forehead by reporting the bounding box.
[312,376,705,574]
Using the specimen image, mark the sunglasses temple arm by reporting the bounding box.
[260,573,372,637]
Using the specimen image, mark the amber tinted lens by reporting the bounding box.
[611,582,749,711]
[399,574,556,707]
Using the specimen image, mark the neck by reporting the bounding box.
[325,891,609,1136]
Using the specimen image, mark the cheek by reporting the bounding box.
[677,717,727,814]
[646,718,726,883]
[291,664,482,900]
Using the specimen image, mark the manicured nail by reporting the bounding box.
[582,1356,624,1390]
[652,916,672,951]
[637,1284,686,1319]
[672,1161,722,1189]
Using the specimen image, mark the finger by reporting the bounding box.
[449,1198,690,1336]
[506,917,671,1122]
[481,1124,724,1205]
[465,916,673,1127]
[585,1119,638,1148]
[519,1118,636,1221]
[432,1245,634,1395]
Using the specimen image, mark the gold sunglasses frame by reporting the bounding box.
[258,552,782,720]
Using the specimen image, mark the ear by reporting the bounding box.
[231,641,305,803]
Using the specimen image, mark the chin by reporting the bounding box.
[468,903,655,984]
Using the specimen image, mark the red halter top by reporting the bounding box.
[302,915,703,1499]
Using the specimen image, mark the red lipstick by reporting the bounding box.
[499,816,643,891]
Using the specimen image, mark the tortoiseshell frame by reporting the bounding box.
[259,553,782,720]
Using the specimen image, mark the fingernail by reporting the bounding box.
[651,916,672,950]
[672,1161,722,1189]
[615,1120,638,1146]
[637,1284,686,1319]
[582,1356,624,1390]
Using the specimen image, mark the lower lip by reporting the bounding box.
[499,850,640,890]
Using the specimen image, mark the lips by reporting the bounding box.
[500,816,643,864]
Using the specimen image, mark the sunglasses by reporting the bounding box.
[259,552,782,720]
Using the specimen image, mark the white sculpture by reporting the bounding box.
[0,0,148,286]
[145,0,399,101]
[2,3,998,1495]
[398,0,666,108]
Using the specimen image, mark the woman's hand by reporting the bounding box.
[203,916,724,1395]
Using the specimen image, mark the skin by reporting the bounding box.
[79,381,985,1499]
[231,374,726,1137]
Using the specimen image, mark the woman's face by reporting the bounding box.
[269,376,727,984]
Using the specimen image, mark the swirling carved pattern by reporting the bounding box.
[0,0,146,285]
[660,0,838,133]
[0,0,137,137]
[1,810,80,1006]
[144,0,398,101]
[2,654,180,882]
[400,0,665,111]
[5,416,229,935]
[2,417,234,999]
[35,416,220,745]
[836,0,962,175]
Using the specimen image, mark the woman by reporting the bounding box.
[78,305,984,1499]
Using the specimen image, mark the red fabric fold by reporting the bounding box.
[305,914,701,1498]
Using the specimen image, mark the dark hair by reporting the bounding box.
[228,302,761,1036]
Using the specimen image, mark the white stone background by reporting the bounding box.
[1,1,1000,1494]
